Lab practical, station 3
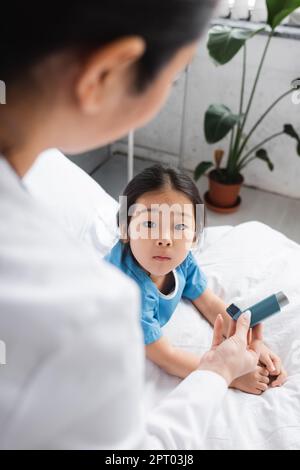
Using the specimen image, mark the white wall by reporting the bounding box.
[115,31,300,199]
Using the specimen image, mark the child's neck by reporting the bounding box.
[150,271,175,295]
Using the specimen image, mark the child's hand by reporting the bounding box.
[257,342,287,387]
[230,366,270,395]
[248,324,287,388]
[258,342,280,374]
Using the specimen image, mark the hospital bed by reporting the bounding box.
[24,149,300,450]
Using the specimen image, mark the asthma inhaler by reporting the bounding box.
[226,292,289,328]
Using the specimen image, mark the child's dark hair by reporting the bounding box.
[0,0,218,95]
[117,164,206,252]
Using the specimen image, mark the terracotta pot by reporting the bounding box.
[208,170,244,208]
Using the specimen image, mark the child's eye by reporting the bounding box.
[142,221,156,229]
[175,223,188,231]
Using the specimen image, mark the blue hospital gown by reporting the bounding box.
[105,241,207,345]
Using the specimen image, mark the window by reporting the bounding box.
[216,0,300,26]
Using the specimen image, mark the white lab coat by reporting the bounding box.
[0,155,227,449]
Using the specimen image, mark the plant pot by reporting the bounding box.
[208,170,244,208]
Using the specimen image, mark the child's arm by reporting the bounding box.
[146,336,201,379]
[192,287,232,338]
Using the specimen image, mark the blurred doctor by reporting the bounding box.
[0,0,259,449]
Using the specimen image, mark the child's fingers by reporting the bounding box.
[270,354,282,376]
[257,365,269,376]
[257,382,268,392]
[262,354,276,373]
[259,375,270,385]
[252,323,264,343]
[271,370,288,388]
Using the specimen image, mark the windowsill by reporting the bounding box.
[210,17,300,40]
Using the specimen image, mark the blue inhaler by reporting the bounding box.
[226,292,289,328]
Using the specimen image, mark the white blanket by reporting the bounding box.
[146,222,300,450]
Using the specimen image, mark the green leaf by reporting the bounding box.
[284,124,300,156]
[256,149,274,171]
[267,0,300,30]
[207,25,265,65]
[194,162,214,181]
[284,124,300,140]
[205,104,241,144]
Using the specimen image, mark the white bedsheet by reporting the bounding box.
[145,222,300,450]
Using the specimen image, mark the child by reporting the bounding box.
[105,164,287,394]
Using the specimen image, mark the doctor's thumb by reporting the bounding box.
[235,311,252,342]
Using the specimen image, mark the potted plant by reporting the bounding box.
[194,0,300,213]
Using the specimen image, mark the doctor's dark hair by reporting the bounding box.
[0,0,218,94]
[117,164,206,248]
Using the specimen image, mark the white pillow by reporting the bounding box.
[23,148,119,256]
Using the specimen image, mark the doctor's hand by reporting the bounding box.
[198,312,259,386]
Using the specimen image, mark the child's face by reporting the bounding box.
[126,188,198,277]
